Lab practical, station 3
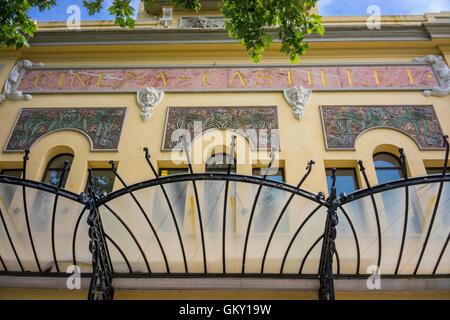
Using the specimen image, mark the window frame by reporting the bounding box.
[252,167,285,182]
[84,168,117,197]
[373,152,404,184]
[373,152,403,170]
[159,168,189,177]
[205,153,236,173]
[425,167,450,175]
[325,167,360,195]
[0,168,23,178]
[41,153,74,188]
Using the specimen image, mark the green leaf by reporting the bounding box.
[1,0,323,63]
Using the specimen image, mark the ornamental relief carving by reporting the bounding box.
[136,87,164,121]
[0,60,44,104]
[413,55,450,97]
[283,87,312,120]
[179,16,226,29]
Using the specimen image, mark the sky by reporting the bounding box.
[28,0,450,21]
[318,0,450,16]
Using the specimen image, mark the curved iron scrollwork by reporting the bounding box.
[86,169,114,300]
[318,168,339,300]
[0,136,448,302]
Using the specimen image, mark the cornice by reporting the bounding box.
[28,23,442,47]
[423,22,450,38]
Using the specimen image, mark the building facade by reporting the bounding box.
[0,2,449,299]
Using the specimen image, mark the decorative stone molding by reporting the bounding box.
[179,16,226,29]
[413,55,450,97]
[283,87,312,120]
[0,60,43,104]
[136,87,164,121]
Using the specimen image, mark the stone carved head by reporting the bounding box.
[283,87,312,120]
[136,87,164,121]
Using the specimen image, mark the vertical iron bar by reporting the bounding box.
[358,160,382,268]
[182,135,208,273]
[0,207,24,271]
[222,136,236,273]
[144,147,188,273]
[241,149,276,273]
[414,135,449,274]
[104,233,133,273]
[433,233,449,275]
[72,206,87,266]
[51,160,69,273]
[280,204,322,273]
[318,168,338,300]
[261,160,314,273]
[87,169,114,300]
[98,210,115,275]
[338,206,361,275]
[299,234,324,274]
[109,161,170,273]
[395,148,409,275]
[21,150,41,272]
[0,254,6,271]
[103,203,151,273]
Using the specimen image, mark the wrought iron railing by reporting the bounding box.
[0,136,448,300]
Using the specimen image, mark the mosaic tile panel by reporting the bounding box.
[163,106,279,151]
[5,108,127,152]
[321,105,444,150]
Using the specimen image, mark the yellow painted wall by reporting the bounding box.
[0,12,449,299]
[0,69,448,195]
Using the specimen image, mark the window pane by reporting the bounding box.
[42,154,73,188]
[0,169,23,178]
[375,168,403,184]
[252,168,287,233]
[0,170,22,210]
[326,168,359,196]
[206,153,235,173]
[86,169,116,197]
[252,168,284,182]
[373,153,401,168]
[154,168,188,231]
[48,154,73,169]
[373,153,404,184]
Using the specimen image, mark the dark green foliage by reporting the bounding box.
[1,0,323,63]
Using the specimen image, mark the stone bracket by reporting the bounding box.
[283,87,312,121]
[0,60,44,104]
[413,54,450,97]
[136,87,164,121]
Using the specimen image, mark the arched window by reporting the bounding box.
[41,154,74,188]
[373,152,404,184]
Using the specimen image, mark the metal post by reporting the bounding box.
[318,168,339,300]
[87,169,114,300]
